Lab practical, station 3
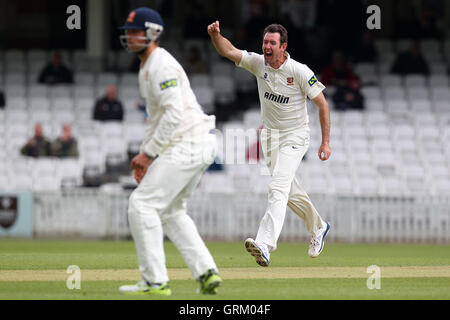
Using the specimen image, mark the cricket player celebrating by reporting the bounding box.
[118,8,222,295]
[208,21,331,266]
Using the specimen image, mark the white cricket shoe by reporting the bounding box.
[308,221,330,258]
[245,238,270,267]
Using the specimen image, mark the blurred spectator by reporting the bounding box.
[332,78,365,111]
[20,123,52,158]
[38,52,73,85]
[277,0,318,30]
[418,0,445,40]
[51,123,79,158]
[93,85,124,122]
[320,51,358,87]
[184,46,209,75]
[394,3,423,40]
[390,41,429,76]
[0,90,5,109]
[352,31,378,63]
[241,3,273,52]
[183,2,210,39]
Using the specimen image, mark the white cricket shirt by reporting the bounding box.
[138,47,215,158]
[237,50,325,131]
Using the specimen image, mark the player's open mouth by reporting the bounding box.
[264,52,272,57]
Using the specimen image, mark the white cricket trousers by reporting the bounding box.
[256,127,325,251]
[128,133,218,284]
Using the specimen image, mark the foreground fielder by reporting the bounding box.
[118,8,222,295]
[208,21,331,266]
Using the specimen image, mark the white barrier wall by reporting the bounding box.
[32,188,450,243]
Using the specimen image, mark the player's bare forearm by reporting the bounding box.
[312,93,331,160]
[207,20,242,64]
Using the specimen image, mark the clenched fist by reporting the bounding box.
[207,20,220,37]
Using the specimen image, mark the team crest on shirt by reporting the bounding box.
[308,75,318,86]
[287,77,294,85]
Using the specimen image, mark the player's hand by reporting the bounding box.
[130,152,153,172]
[318,143,331,161]
[207,20,220,37]
[133,168,145,185]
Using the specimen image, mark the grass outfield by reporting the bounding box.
[0,239,449,300]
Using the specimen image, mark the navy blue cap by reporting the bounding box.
[119,7,164,30]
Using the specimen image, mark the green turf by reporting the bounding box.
[0,239,448,269]
[0,278,448,300]
[0,239,449,300]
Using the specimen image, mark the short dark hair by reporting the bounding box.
[263,24,288,45]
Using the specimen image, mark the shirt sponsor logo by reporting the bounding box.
[287,77,294,85]
[308,75,318,87]
[160,79,177,90]
[264,92,290,104]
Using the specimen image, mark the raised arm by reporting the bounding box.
[207,20,242,64]
[311,92,331,161]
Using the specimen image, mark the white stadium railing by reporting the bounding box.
[33,188,450,243]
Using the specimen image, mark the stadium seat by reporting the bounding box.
[371,138,395,154]
[234,66,257,92]
[117,51,136,72]
[119,73,139,87]
[5,72,26,85]
[211,62,234,77]
[383,87,405,100]
[365,99,385,112]
[358,178,379,195]
[52,97,74,111]
[354,63,377,75]
[28,85,48,100]
[193,86,215,113]
[367,124,390,139]
[406,87,429,102]
[381,177,404,195]
[5,85,27,99]
[413,112,436,126]
[190,74,211,88]
[395,39,412,53]
[74,72,96,86]
[6,97,27,110]
[97,72,119,86]
[53,110,75,124]
[374,39,394,54]
[428,74,449,88]
[30,97,51,111]
[350,150,371,164]
[392,124,415,139]
[361,87,382,100]
[429,63,448,74]
[342,111,364,126]
[385,99,408,114]
[404,75,427,88]
[410,100,432,112]
[380,75,402,88]
[49,85,72,99]
[431,87,450,102]
[74,86,95,101]
[433,101,450,113]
